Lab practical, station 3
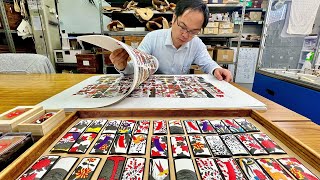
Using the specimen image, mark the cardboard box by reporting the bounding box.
[249,12,262,21]
[213,48,234,63]
[18,109,65,136]
[0,106,43,132]
[219,22,234,29]
[190,65,204,74]
[218,28,234,34]
[203,27,219,34]
[223,0,240,3]
[207,22,219,28]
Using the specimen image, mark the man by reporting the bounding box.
[110,0,232,82]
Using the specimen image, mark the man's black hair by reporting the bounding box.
[174,0,209,28]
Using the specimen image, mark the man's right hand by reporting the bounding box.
[109,48,129,71]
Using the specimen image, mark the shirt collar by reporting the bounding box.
[165,28,190,50]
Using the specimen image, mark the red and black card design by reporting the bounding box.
[197,119,217,134]
[189,135,211,157]
[169,120,184,134]
[110,134,131,154]
[18,155,60,180]
[51,132,80,152]
[121,157,146,180]
[237,158,271,180]
[151,136,168,158]
[69,132,97,154]
[153,120,168,135]
[235,133,268,155]
[133,120,150,134]
[98,156,126,180]
[278,157,319,180]
[170,136,190,158]
[256,158,294,180]
[196,158,223,180]
[215,158,246,180]
[68,157,101,180]
[184,120,201,134]
[149,159,170,180]
[252,133,286,154]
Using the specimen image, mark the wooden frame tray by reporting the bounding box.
[1,109,319,179]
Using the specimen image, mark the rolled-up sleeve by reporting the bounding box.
[193,40,220,75]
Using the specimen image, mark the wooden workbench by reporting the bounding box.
[0,74,319,172]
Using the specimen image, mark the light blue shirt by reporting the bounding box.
[121,28,220,75]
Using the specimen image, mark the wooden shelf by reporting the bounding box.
[101,9,173,15]
[198,33,240,38]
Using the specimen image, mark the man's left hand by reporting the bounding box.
[213,68,232,82]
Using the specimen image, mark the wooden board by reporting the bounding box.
[1,109,319,180]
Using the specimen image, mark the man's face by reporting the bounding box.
[171,10,204,48]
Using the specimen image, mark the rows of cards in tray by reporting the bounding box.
[50,118,284,156]
[18,156,319,180]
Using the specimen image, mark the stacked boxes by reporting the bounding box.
[218,22,234,34]
[203,22,219,34]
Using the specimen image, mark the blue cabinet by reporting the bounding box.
[253,72,320,125]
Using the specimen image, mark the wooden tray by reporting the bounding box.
[17,109,65,136]
[1,109,319,179]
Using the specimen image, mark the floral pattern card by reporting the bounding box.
[209,120,231,135]
[69,133,97,154]
[98,156,126,180]
[170,136,190,158]
[51,132,80,152]
[68,119,92,133]
[222,119,245,133]
[68,157,101,180]
[237,158,271,180]
[32,112,56,124]
[110,134,131,154]
[189,135,211,157]
[117,120,136,134]
[133,120,150,134]
[197,119,217,134]
[278,158,319,180]
[18,155,60,180]
[128,134,147,155]
[151,136,168,158]
[184,120,201,134]
[252,133,286,154]
[153,120,168,135]
[220,134,249,156]
[102,120,121,134]
[215,158,246,180]
[256,158,293,180]
[235,133,268,155]
[205,135,232,157]
[234,118,260,132]
[169,120,184,134]
[42,157,78,180]
[196,158,223,180]
[85,119,107,133]
[90,133,115,154]
[174,159,197,180]
[149,159,170,180]
[121,157,145,180]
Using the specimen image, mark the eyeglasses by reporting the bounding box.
[176,18,201,36]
